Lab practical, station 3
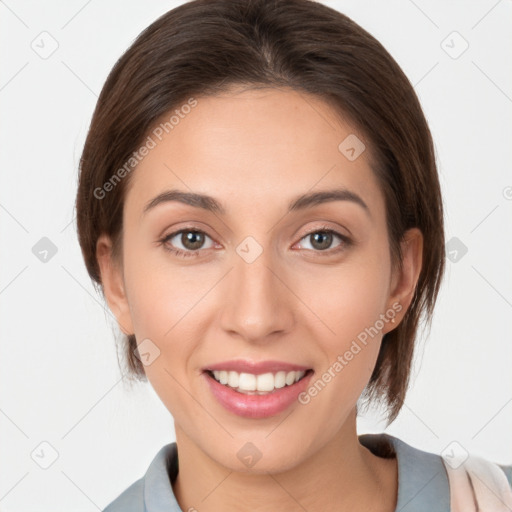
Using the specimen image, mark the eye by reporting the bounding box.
[159,228,215,258]
[159,225,352,259]
[295,227,351,254]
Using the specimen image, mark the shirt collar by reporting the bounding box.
[360,433,450,512]
[142,433,450,512]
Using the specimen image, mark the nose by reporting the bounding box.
[219,244,296,344]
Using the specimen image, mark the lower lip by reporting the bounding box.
[203,370,314,419]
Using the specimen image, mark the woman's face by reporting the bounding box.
[98,87,420,473]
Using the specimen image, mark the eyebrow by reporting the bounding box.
[142,187,370,217]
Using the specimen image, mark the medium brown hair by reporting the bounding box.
[75,0,445,423]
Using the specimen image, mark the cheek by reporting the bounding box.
[126,274,210,360]
[121,242,218,393]
[295,267,388,423]
[299,254,391,342]
[294,252,391,401]
[121,231,200,337]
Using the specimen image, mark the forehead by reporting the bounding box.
[124,87,385,222]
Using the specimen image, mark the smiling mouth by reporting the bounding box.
[204,369,314,395]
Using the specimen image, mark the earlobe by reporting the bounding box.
[385,228,423,331]
[96,234,134,335]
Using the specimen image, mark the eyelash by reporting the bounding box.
[158,225,352,259]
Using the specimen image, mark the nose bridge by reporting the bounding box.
[220,236,294,341]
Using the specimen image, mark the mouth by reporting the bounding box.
[203,368,314,395]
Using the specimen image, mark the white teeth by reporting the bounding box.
[239,372,256,391]
[285,372,296,386]
[228,371,239,388]
[274,371,286,389]
[256,373,275,392]
[211,370,307,393]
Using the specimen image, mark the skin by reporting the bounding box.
[97,87,423,512]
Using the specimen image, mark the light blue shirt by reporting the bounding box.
[103,433,512,511]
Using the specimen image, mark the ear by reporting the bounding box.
[382,227,423,333]
[96,234,134,336]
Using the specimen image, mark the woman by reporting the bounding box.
[75,0,512,510]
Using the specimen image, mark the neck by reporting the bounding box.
[172,409,398,512]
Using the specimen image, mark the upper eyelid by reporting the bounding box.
[300,226,347,238]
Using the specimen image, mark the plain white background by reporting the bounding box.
[1,0,511,509]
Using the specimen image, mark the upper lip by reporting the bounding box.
[203,359,312,375]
